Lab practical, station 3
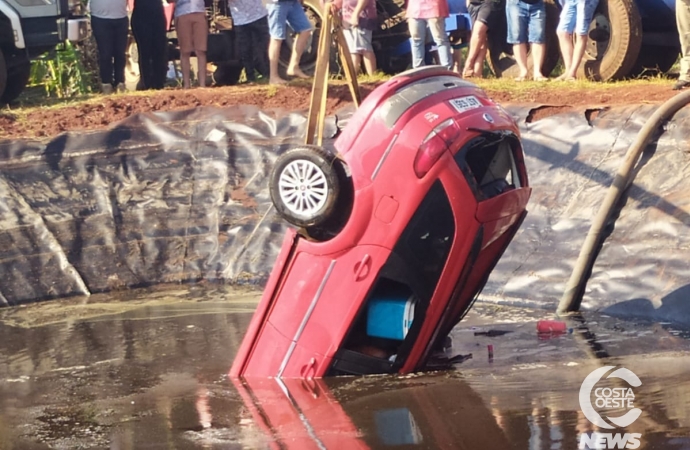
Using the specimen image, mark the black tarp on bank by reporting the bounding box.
[0,102,689,323]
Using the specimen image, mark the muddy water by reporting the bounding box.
[0,286,689,449]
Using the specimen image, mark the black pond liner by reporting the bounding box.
[1,103,689,325]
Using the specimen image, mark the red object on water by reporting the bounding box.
[487,344,494,362]
[537,320,567,333]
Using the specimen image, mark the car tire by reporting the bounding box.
[579,0,642,81]
[270,146,342,229]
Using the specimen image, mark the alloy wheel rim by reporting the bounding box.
[278,159,329,216]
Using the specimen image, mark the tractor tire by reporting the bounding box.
[487,0,561,79]
[628,44,680,77]
[579,0,642,81]
[213,63,242,86]
[0,48,8,105]
[278,0,340,77]
[0,59,31,104]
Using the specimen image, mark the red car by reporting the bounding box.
[231,67,531,379]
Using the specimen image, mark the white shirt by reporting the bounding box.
[88,0,128,19]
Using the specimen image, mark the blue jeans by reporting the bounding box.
[557,0,599,35]
[408,17,452,70]
[506,0,546,44]
[266,0,312,40]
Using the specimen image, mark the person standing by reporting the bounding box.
[464,0,498,78]
[332,0,378,75]
[88,0,129,93]
[406,0,452,70]
[675,0,690,90]
[555,0,598,81]
[228,0,270,82]
[170,0,208,88]
[131,0,169,90]
[266,0,313,84]
[506,0,547,81]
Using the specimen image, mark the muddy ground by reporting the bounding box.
[0,79,680,140]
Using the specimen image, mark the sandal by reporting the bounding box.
[515,75,527,82]
[533,75,549,82]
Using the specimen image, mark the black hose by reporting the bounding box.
[558,89,690,314]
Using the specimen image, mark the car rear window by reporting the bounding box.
[377,76,474,128]
[455,133,521,200]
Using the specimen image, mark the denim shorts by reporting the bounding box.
[266,0,313,40]
[557,0,599,35]
[343,27,373,54]
[506,0,545,44]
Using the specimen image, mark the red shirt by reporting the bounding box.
[406,0,449,19]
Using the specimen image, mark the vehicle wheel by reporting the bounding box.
[0,59,31,104]
[213,63,242,86]
[579,0,642,81]
[628,44,680,77]
[279,0,340,77]
[270,146,342,229]
[0,48,8,104]
[487,0,561,78]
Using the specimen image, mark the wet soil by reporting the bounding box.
[0,80,679,140]
[1,285,690,449]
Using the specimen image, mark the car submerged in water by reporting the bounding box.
[231,67,531,379]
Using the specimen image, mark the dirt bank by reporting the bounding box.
[0,79,679,140]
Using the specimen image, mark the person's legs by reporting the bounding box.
[427,17,452,69]
[362,50,377,75]
[253,17,271,79]
[113,17,129,90]
[176,14,194,88]
[564,0,597,78]
[288,31,311,77]
[266,2,289,84]
[677,0,690,88]
[131,10,151,89]
[285,0,313,78]
[91,16,115,90]
[360,29,376,74]
[343,28,362,74]
[506,0,528,79]
[191,13,208,87]
[556,0,576,79]
[150,7,169,89]
[408,18,427,68]
[529,1,547,79]
[465,19,489,77]
[236,24,256,81]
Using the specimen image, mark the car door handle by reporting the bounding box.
[354,254,371,281]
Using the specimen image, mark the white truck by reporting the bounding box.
[0,0,88,104]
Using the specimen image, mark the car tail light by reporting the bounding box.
[413,118,462,178]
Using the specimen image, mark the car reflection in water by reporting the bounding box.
[232,375,514,449]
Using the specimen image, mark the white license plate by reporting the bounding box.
[449,95,482,113]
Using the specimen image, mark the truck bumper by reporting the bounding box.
[67,18,88,42]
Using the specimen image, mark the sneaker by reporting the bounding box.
[116,83,126,93]
[101,83,113,94]
[673,79,690,91]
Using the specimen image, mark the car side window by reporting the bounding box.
[455,135,521,200]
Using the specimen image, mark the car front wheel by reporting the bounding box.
[270,146,342,229]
